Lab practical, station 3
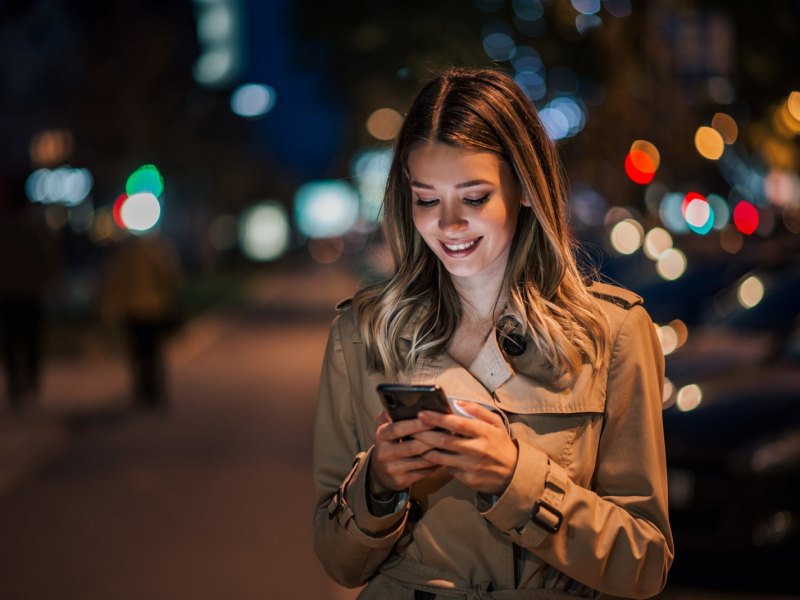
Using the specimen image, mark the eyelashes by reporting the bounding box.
[414,193,491,207]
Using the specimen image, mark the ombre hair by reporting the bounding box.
[353,67,608,380]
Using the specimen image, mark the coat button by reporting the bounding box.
[502,333,527,356]
[496,315,521,331]
[408,499,423,522]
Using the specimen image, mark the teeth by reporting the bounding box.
[444,239,477,251]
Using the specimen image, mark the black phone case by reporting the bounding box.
[376,384,451,421]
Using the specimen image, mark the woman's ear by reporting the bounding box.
[520,195,533,207]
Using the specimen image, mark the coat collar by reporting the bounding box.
[398,307,574,390]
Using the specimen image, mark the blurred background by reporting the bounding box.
[1,0,799,598]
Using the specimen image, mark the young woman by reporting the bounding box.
[313,68,673,599]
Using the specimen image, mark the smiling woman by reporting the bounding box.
[312,68,673,599]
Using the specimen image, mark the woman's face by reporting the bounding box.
[407,142,529,285]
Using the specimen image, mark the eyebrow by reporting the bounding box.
[410,179,493,189]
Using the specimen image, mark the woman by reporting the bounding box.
[313,67,673,599]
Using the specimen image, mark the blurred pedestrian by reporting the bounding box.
[313,68,673,598]
[100,231,182,410]
[0,172,58,413]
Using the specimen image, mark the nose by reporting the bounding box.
[438,203,467,234]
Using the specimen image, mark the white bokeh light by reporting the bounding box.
[239,201,290,261]
[231,84,276,117]
[120,192,161,232]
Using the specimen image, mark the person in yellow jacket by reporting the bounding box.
[313,68,673,599]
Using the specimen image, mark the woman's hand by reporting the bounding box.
[413,401,518,495]
[369,412,440,494]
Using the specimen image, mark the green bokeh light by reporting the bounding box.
[126,164,164,197]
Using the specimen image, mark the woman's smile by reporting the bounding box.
[440,236,482,257]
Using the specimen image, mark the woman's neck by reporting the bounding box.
[452,271,506,327]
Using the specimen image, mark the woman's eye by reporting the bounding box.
[464,193,490,206]
[414,197,439,207]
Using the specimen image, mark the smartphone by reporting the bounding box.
[376,384,452,422]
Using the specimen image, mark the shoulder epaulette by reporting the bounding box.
[335,297,354,313]
[588,281,643,310]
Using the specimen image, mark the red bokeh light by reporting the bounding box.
[733,201,759,235]
[681,192,706,216]
[113,194,128,229]
[624,150,655,184]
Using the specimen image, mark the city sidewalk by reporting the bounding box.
[0,312,231,498]
[0,263,359,500]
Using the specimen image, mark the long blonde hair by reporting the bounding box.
[354,67,608,380]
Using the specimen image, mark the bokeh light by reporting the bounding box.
[510,45,543,74]
[711,112,738,144]
[720,225,744,254]
[512,0,544,22]
[788,91,800,122]
[656,248,687,280]
[540,95,586,140]
[25,167,93,206]
[625,140,659,185]
[707,194,730,230]
[669,319,689,348]
[351,148,392,224]
[764,168,800,207]
[656,324,679,355]
[677,384,703,412]
[294,180,359,238]
[239,201,290,262]
[775,99,800,136]
[784,206,800,234]
[126,164,164,198]
[366,108,402,141]
[733,200,759,235]
[643,227,673,260]
[737,275,765,309]
[514,71,547,101]
[695,126,725,160]
[659,192,690,234]
[119,192,161,232]
[683,195,714,235]
[482,22,516,61]
[609,219,643,254]
[230,83,276,117]
[29,129,74,167]
[575,14,602,35]
[662,377,675,407]
[192,0,241,87]
[571,0,600,14]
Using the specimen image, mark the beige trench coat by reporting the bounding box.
[313,282,674,599]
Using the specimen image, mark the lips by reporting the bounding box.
[440,237,482,257]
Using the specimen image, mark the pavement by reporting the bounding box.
[0,264,355,499]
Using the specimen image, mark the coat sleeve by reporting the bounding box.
[312,316,409,588]
[480,305,674,599]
